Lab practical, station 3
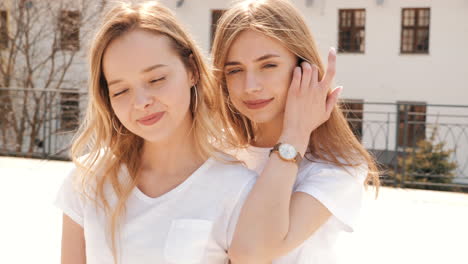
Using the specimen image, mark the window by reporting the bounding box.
[338,9,365,53]
[0,10,7,49]
[211,9,226,49]
[59,10,80,51]
[341,99,364,140]
[60,91,80,131]
[401,8,430,54]
[397,102,426,147]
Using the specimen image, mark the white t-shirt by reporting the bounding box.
[234,145,367,264]
[54,157,257,264]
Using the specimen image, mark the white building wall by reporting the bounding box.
[3,0,467,176]
[157,0,468,105]
[17,0,464,104]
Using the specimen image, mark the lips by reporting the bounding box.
[243,98,274,109]
[137,112,165,126]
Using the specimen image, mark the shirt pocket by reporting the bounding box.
[164,219,214,263]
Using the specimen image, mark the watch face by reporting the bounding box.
[279,143,297,160]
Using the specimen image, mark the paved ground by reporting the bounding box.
[1,156,467,264]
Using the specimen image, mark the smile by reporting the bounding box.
[243,98,274,109]
[137,112,165,126]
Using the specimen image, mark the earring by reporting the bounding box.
[111,116,128,136]
[192,85,198,113]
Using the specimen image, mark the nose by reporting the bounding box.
[244,71,262,94]
[133,85,153,110]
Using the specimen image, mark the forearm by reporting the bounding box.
[61,214,86,264]
[229,153,299,262]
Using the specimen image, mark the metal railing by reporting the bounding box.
[1,88,467,192]
[0,87,86,160]
[341,101,468,192]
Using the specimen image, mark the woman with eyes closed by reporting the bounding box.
[54,2,257,264]
[212,0,380,263]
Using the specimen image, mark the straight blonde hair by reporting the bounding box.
[212,0,380,190]
[71,1,224,262]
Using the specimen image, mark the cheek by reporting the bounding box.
[226,82,244,106]
[256,71,290,117]
[166,78,191,112]
[110,100,131,124]
[109,100,120,117]
[226,74,246,95]
[269,70,291,97]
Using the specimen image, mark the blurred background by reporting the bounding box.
[0,0,467,263]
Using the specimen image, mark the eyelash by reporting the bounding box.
[226,64,277,76]
[150,77,166,84]
[113,89,128,97]
[264,63,277,68]
[226,69,241,75]
[112,77,165,97]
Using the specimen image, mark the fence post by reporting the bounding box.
[43,91,48,158]
[393,103,401,187]
[401,104,410,188]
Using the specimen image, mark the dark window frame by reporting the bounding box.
[400,8,430,54]
[338,9,366,54]
[210,9,226,50]
[0,10,8,49]
[60,90,80,131]
[59,10,80,51]
[397,101,427,148]
[340,99,364,141]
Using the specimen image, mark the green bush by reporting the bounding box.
[392,124,458,190]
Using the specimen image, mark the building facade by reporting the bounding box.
[1,0,467,185]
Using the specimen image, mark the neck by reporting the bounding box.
[140,115,203,177]
[252,112,284,148]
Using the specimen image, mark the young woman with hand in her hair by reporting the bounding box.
[212,0,380,263]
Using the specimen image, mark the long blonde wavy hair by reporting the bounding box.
[212,0,380,190]
[70,1,224,262]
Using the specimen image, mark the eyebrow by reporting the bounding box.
[224,54,280,67]
[107,64,168,87]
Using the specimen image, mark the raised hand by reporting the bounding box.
[280,47,342,155]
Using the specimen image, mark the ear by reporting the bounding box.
[188,54,199,87]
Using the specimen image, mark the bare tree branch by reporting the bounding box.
[0,0,101,157]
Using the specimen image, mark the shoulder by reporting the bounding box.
[209,153,258,182]
[64,150,120,201]
[298,157,368,185]
[201,153,257,194]
[59,165,99,205]
[195,155,257,214]
[61,166,86,195]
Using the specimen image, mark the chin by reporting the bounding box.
[130,128,169,143]
[245,112,277,124]
[141,135,168,143]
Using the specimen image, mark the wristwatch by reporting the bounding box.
[269,142,303,167]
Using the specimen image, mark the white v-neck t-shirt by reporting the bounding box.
[234,145,368,264]
[54,157,257,264]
